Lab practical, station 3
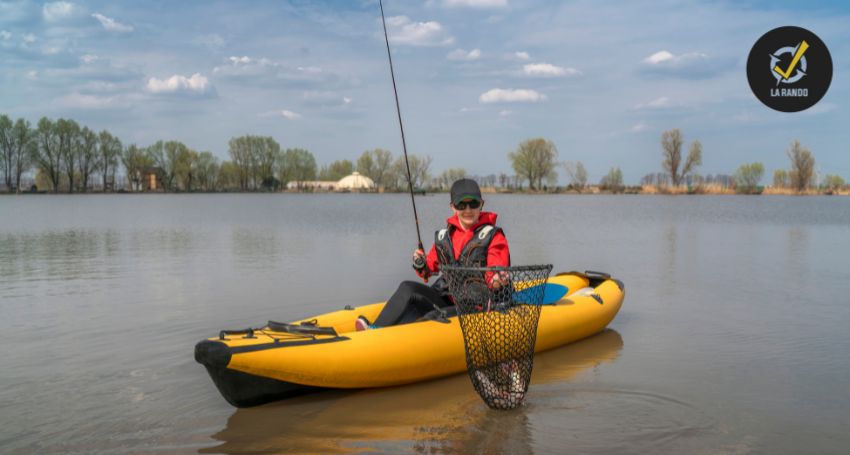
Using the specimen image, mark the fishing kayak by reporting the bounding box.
[195,270,624,407]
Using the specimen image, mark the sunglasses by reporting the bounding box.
[454,200,481,210]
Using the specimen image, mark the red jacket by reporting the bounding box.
[420,211,510,280]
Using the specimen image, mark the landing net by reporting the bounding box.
[441,264,553,410]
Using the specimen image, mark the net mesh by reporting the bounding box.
[441,264,553,410]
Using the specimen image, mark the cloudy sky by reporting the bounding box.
[1,0,848,183]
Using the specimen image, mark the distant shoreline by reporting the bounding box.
[2,186,847,197]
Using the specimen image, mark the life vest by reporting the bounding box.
[432,223,507,297]
[434,223,504,267]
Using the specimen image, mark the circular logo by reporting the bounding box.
[746,26,832,113]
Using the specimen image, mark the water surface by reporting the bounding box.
[1,194,849,454]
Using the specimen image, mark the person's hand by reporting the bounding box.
[489,270,510,289]
[412,248,426,271]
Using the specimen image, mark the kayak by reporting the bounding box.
[195,270,625,407]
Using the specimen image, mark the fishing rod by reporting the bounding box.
[379,0,425,256]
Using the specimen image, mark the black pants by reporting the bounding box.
[373,281,452,327]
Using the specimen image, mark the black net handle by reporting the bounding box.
[440,264,554,274]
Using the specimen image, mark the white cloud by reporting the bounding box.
[386,15,453,46]
[214,56,278,76]
[630,122,648,133]
[146,73,212,95]
[23,33,36,44]
[642,50,708,66]
[646,97,671,108]
[213,57,331,84]
[643,50,674,64]
[522,63,580,77]
[479,88,546,103]
[343,97,352,104]
[1,30,11,41]
[499,110,512,117]
[640,50,713,78]
[447,48,481,61]
[514,51,529,60]
[80,54,98,64]
[442,0,508,8]
[92,13,134,33]
[260,110,301,120]
[43,2,75,22]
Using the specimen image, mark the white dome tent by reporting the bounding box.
[336,172,376,192]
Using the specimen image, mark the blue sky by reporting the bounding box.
[1,0,848,184]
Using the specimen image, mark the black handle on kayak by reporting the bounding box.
[267,321,339,337]
[584,270,611,280]
[219,328,255,340]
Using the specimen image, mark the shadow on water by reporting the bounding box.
[200,330,624,454]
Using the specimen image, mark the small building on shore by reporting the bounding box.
[142,167,165,192]
[286,180,337,191]
[336,172,376,192]
[286,172,376,192]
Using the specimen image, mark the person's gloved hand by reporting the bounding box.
[412,248,426,272]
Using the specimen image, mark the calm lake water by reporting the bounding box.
[1,194,849,454]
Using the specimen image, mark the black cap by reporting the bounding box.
[450,178,482,206]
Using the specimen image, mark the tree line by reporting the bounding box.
[1,114,845,194]
[0,114,438,193]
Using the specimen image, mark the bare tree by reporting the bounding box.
[254,137,281,187]
[355,148,393,190]
[391,154,432,190]
[661,129,702,186]
[57,119,80,192]
[278,148,317,187]
[787,140,815,192]
[509,138,558,190]
[437,168,467,190]
[34,118,62,192]
[0,116,33,193]
[600,167,624,193]
[733,162,764,193]
[98,130,122,191]
[0,115,12,191]
[356,150,375,178]
[194,151,220,191]
[822,174,845,191]
[318,159,354,181]
[563,161,588,192]
[77,127,98,192]
[227,135,280,190]
[122,144,152,192]
[773,169,788,188]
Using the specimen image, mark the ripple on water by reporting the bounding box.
[525,386,720,454]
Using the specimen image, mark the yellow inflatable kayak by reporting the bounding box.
[195,271,624,407]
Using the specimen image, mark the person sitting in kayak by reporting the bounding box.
[356,178,510,330]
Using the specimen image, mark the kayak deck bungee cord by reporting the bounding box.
[195,271,624,407]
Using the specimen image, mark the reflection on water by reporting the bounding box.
[231,227,282,269]
[0,230,121,283]
[786,227,809,281]
[203,330,623,454]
